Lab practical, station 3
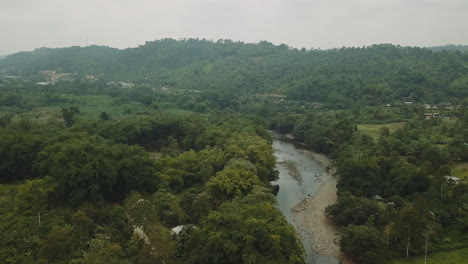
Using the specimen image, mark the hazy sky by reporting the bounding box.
[2,0,468,55]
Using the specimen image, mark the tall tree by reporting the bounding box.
[16,176,56,227]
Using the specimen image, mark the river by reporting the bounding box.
[272,136,341,264]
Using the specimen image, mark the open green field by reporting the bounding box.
[451,162,468,180]
[16,94,161,122]
[388,247,468,264]
[358,122,406,140]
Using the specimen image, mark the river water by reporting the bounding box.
[272,137,339,264]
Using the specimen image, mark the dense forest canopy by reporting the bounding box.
[2,39,468,106]
[1,39,468,264]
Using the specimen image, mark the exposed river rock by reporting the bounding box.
[272,135,350,264]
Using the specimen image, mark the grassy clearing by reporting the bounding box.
[388,247,468,264]
[18,105,62,121]
[358,122,406,140]
[72,95,124,118]
[20,94,160,122]
[451,162,468,180]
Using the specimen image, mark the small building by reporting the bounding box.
[423,104,439,109]
[119,82,135,88]
[172,225,184,235]
[40,70,56,76]
[425,113,440,119]
[373,195,384,201]
[444,175,462,185]
[172,225,195,235]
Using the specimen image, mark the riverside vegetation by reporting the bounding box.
[0,39,467,264]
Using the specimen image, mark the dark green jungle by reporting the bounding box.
[0,39,467,264]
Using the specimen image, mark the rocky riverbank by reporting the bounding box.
[273,135,351,263]
[292,177,342,260]
[289,150,351,264]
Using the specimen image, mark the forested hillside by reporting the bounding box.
[2,39,468,106]
[430,45,468,52]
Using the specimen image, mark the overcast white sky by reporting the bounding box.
[1,0,468,55]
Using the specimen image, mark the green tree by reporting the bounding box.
[82,234,128,264]
[35,138,158,203]
[326,192,382,226]
[0,113,13,127]
[71,210,94,244]
[224,133,277,182]
[152,189,178,225]
[99,111,111,120]
[61,106,80,127]
[207,167,260,200]
[340,224,387,264]
[35,139,117,204]
[124,192,157,227]
[186,190,304,264]
[16,176,56,227]
[0,132,46,182]
[133,230,176,264]
[37,226,76,264]
[191,192,213,222]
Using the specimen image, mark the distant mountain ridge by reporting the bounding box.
[1,39,467,105]
[0,39,287,75]
[429,44,468,52]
